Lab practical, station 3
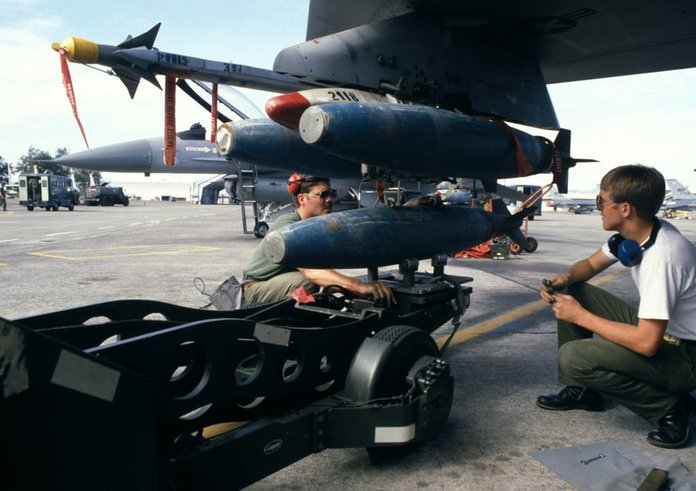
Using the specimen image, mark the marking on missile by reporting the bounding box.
[436,273,621,349]
[185,146,213,153]
[27,244,222,261]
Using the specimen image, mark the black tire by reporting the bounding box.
[526,236,539,253]
[253,221,269,239]
[27,205,34,211]
[122,197,129,206]
[344,325,440,464]
[370,325,439,398]
[101,196,114,206]
[68,203,74,211]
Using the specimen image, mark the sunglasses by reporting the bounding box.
[306,189,337,200]
[595,194,618,209]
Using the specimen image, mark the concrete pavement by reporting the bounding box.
[2,200,695,490]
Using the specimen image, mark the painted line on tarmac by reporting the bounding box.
[435,272,622,349]
[27,244,223,261]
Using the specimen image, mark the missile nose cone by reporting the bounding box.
[265,92,311,128]
[263,231,287,264]
[299,106,329,144]
[51,36,99,63]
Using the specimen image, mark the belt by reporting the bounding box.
[663,334,696,346]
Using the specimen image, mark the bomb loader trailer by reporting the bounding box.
[1,256,471,490]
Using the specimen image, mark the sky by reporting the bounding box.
[2,0,696,198]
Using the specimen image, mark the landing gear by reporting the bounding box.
[253,221,269,238]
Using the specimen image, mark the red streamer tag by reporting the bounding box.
[164,75,177,166]
[210,83,218,143]
[59,48,89,149]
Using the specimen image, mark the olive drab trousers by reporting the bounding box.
[555,283,696,422]
[243,271,317,305]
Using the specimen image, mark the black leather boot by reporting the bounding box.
[647,395,696,449]
[536,385,604,412]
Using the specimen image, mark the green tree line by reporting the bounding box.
[0,147,101,187]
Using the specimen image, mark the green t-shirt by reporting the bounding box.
[243,211,300,280]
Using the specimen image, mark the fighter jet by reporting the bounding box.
[545,192,598,214]
[51,122,377,236]
[662,179,696,218]
[52,1,696,267]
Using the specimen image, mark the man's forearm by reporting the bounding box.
[298,268,360,291]
[566,259,597,285]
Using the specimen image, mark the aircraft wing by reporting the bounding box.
[306,0,696,83]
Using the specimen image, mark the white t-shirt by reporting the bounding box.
[601,219,696,340]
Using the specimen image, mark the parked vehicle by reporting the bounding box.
[85,184,129,206]
[18,173,80,211]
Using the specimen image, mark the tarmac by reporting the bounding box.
[2,198,696,490]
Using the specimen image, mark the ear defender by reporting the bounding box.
[287,173,304,195]
[607,218,661,267]
[286,174,329,195]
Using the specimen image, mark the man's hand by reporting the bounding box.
[300,268,396,306]
[354,280,396,306]
[549,293,586,324]
[540,275,567,304]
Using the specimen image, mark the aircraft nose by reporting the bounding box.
[53,139,153,173]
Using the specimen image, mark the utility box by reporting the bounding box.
[490,240,509,260]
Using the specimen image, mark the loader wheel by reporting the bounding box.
[526,236,539,253]
[343,325,440,464]
[509,241,522,255]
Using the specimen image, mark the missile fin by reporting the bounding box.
[505,206,537,251]
[112,67,141,99]
[118,23,161,49]
[490,199,536,251]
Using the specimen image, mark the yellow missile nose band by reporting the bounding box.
[51,36,99,63]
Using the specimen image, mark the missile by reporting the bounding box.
[215,119,360,178]
[263,202,535,269]
[52,25,313,98]
[52,24,164,98]
[51,24,317,98]
[265,88,399,128]
[298,102,557,180]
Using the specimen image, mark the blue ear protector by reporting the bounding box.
[608,218,661,267]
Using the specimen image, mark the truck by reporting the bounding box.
[18,172,80,211]
[85,183,129,206]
